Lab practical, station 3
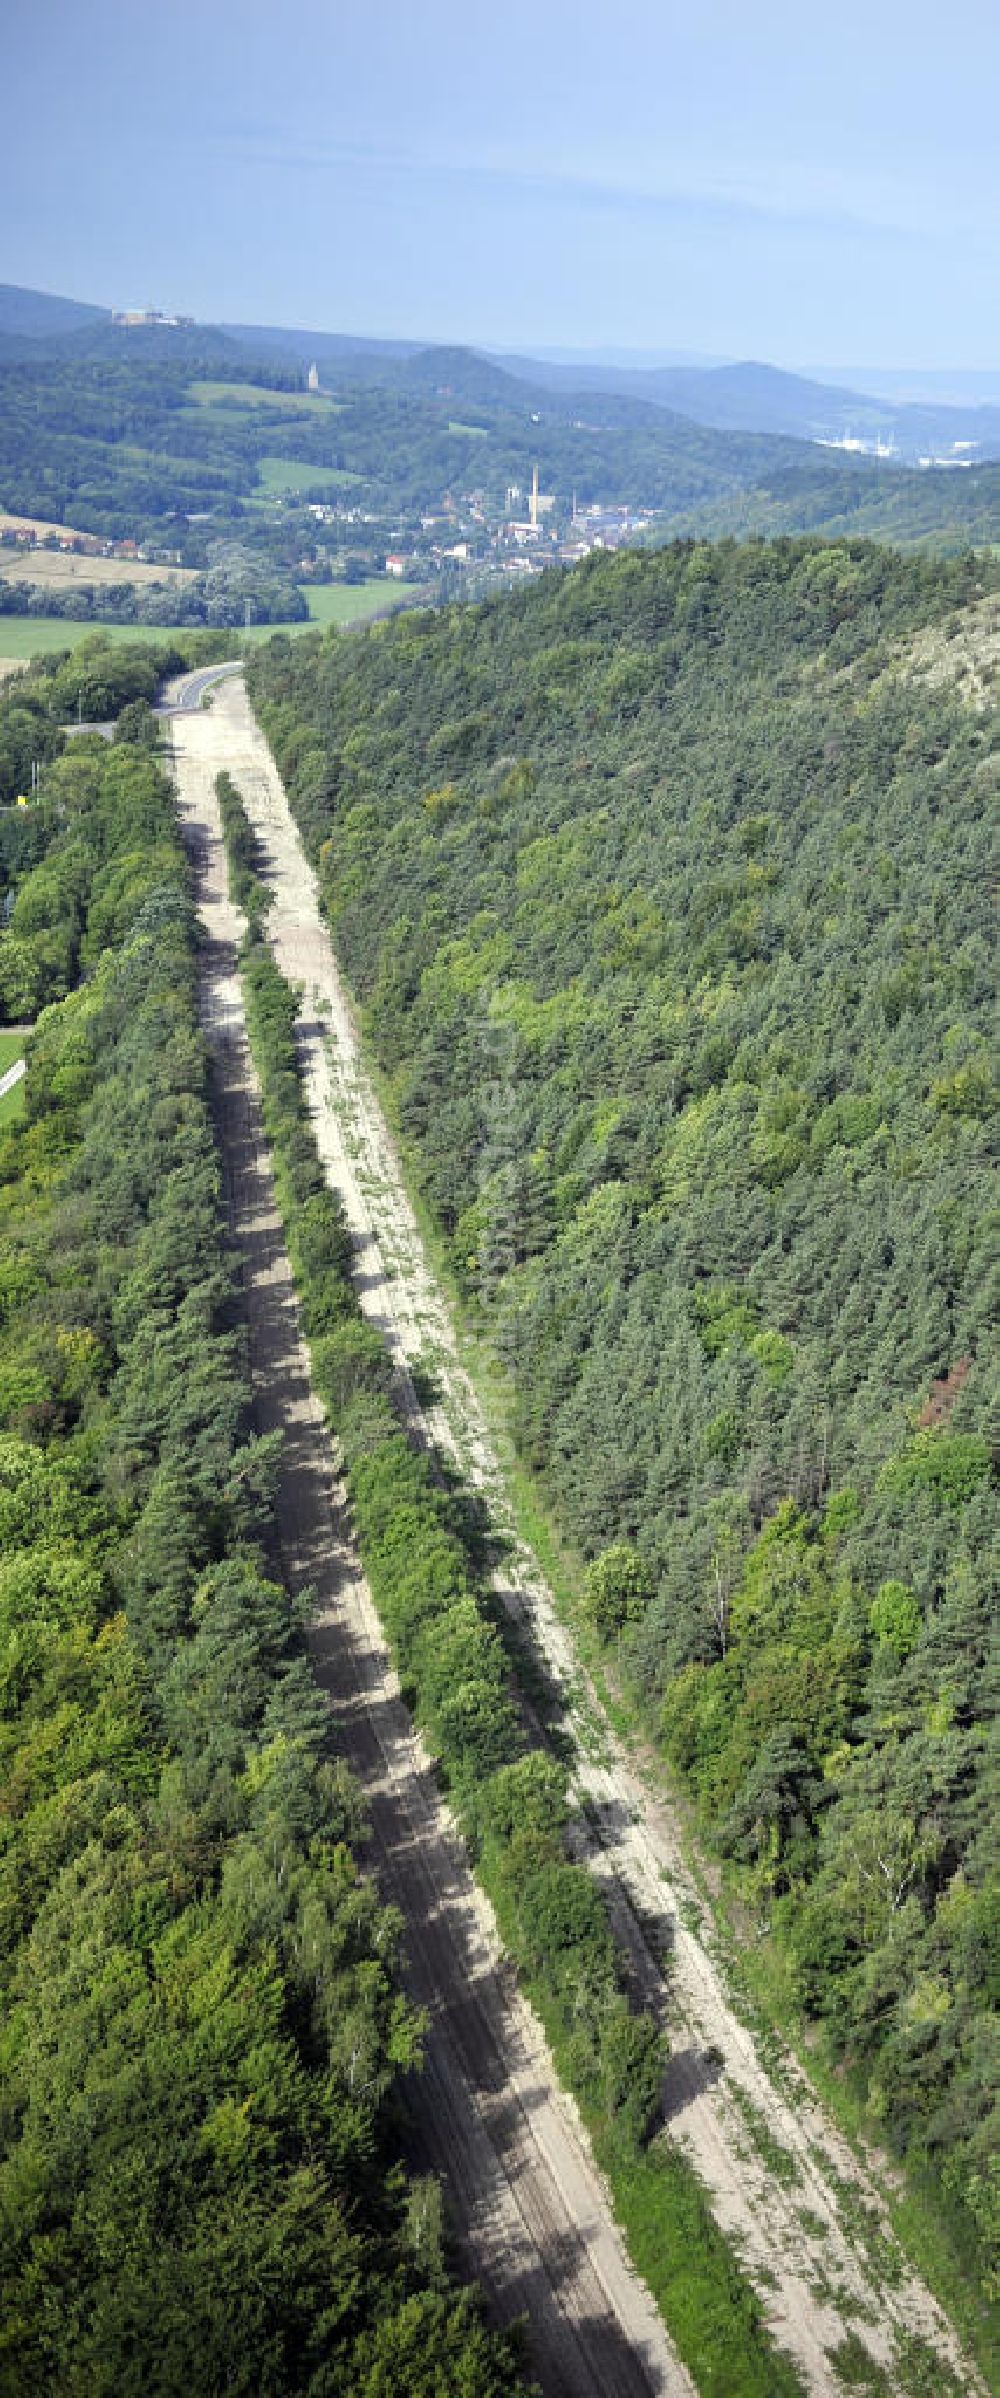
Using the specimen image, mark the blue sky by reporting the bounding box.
[4,0,998,368]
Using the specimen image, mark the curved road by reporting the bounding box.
[156,660,242,715]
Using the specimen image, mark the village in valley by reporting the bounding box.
[303,457,658,596]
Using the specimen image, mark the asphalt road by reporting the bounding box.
[156,660,241,716]
[61,658,242,744]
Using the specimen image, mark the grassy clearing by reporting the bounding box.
[0,1036,26,1126]
[0,587,404,663]
[301,582,402,626]
[0,619,197,658]
[187,380,336,414]
[256,456,362,496]
[447,420,490,439]
[0,1031,26,1073]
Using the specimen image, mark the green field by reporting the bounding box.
[255,456,362,496]
[0,583,403,665]
[0,620,197,659]
[187,380,337,415]
[447,419,489,438]
[301,581,401,626]
[0,1030,25,1125]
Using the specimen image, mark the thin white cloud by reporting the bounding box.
[212,127,988,248]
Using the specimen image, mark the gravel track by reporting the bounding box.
[168,670,981,2398]
[169,697,690,2398]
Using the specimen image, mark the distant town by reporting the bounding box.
[302,442,659,596]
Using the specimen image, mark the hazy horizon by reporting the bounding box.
[7,275,1000,411]
[4,0,998,376]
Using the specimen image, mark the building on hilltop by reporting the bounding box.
[111,308,195,329]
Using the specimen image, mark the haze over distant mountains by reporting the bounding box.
[484,352,1000,460]
[511,346,1000,411]
[2,282,999,470]
[0,278,996,572]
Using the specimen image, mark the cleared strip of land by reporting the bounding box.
[168,695,690,2398]
[182,670,983,2398]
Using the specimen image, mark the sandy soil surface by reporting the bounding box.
[169,670,983,2398]
[169,701,690,2398]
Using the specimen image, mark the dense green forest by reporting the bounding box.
[0,634,196,831]
[247,536,998,2313]
[658,459,1000,554]
[0,340,260,544]
[0,679,529,2392]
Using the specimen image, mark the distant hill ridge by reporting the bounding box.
[1,281,997,463]
[0,282,110,339]
[0,283,996,558]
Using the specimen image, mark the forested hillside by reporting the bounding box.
[0,335,823,532]
[658,459,1000,554]
[248,537,998,2310]
[0,683,527,2392]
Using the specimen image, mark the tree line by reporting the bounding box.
[0,672,531,2394]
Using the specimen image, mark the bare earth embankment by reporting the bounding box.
[168,692,690,2398]
[170,670,983,2398]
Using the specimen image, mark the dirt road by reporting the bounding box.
[168,700,691,2398]
[169,671,981,2398]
